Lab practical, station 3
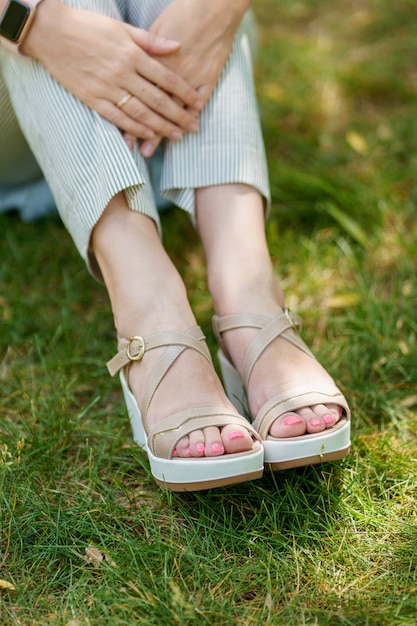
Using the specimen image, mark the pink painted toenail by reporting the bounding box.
[310,419,322,427]
[173,449,178,456]
[212,443,223,453]
[323,415,334,425]
[284,416,303,426]
[196,443,205,454]
[228,430,245,440]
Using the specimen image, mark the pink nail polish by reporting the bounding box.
[185,448,191,456]
[310,419,322,427]
[173,449,178,456]
[284,416,303,426]
[211,443,223,454]
[323,415,334,425]
[196,443,205,454]
[228,430,245,440]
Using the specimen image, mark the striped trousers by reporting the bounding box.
[0,0,270,278]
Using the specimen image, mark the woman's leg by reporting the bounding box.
[91,192,255,457]
[196,184,341,438]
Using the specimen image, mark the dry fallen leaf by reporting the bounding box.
[0,579,16,591]
[346,130,369,155]
[84,546,104,567]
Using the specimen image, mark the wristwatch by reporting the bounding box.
[0,0,45,52]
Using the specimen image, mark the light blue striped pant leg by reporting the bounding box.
[127,1,270,220]
[1,0,159,279]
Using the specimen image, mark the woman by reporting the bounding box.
[0,0,350,491]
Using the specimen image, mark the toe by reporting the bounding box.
[298,407,327,433]
[310,403,340,429]
[269,412,307,438]
[176,435,191,458]
[221,424,253,454]
[188,430,206,457]
[203,426,225,457]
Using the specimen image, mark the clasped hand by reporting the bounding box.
[22,0,247,157]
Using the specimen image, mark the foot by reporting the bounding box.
[217,306,342,439]
[126,327,255,458]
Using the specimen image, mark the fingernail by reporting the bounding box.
[211,443,223,454]
[194,99,204,110]
[196,443,205,454]
[141,142,154,157]
[170,130,182,142]
[165,39,181,49]
[323,415,334,425]
[124,137,133,150]
[310,419,322,427]
[284,416,303,426]
[143,129,154,139]
[228,430,245,440]
[187,122,199,133]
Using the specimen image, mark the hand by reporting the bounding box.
[22,0,204,142]
[138,0,249,156]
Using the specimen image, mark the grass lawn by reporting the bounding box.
[1,0,417,624]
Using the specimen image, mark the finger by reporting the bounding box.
[98,99,156,140]
[133,51,204,111]
[140,135,163,158]
[127,78,200,132]
[122,132,136,150]
[127,26,181,56]
[196,83,214,106]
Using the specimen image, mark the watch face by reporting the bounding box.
[0,0,31,42]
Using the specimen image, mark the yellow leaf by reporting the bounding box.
[323,294,360,308]
[263,83,287,103]
[346,130,368,155]
[0,579,16,591]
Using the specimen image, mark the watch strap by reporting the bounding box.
[0,0,46,55]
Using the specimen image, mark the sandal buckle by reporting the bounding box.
[126,336,145,361]
[284,308,301,330]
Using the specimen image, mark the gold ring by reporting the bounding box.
[116,92,133,109]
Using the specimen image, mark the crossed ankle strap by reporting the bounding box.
[212,310,313,389]
[106,326,213,421]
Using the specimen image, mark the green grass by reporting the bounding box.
[2,0,417,623]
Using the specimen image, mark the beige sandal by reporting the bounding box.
[107,326,264,491]
[213,310,351,470]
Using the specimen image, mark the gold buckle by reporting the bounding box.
[284,308,299,330]
[126,336,145,361]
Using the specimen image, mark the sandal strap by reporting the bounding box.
[148,407,261,458]
[253,385,350,439]
[106,326,213,423]
[107,326,211,376]
[213,310,314,388]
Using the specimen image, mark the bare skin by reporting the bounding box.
[139,0,249,156]
[196,184,341,440]
[91,194,254,459]
[14,1,342,454]
[91,187,342,459]
[21,0,204,142]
